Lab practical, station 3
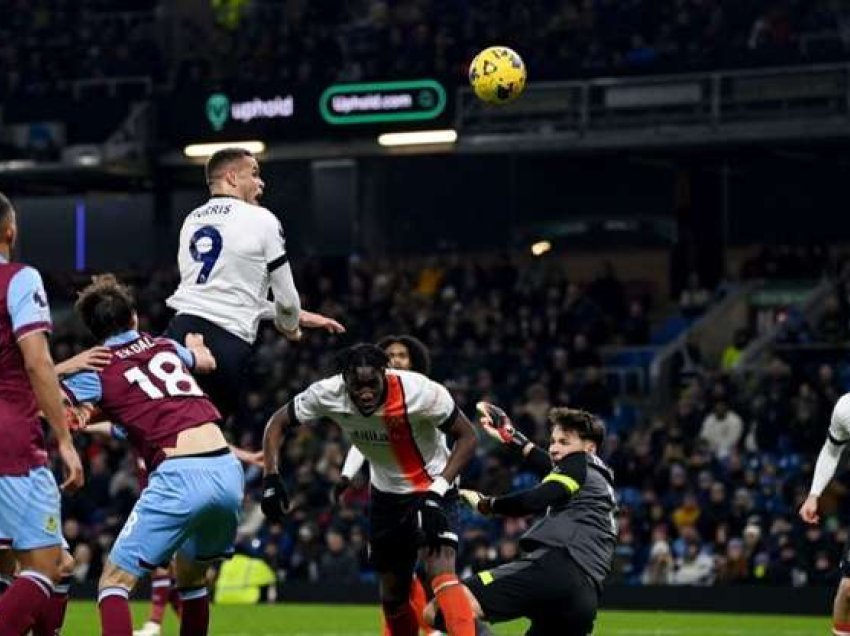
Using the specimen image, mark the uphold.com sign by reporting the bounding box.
[319,79,446,125]
[205,93,295,131]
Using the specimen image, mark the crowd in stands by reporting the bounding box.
[39,250,850,592]
[2,0,850,100]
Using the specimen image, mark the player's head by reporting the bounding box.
[547,407,606,460]
[337,343,390,416]
[377,334,431,375]
[75,274,137,341]
[0,191,18,255]
[205,147,264,205]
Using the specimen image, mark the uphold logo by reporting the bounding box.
[205,93,295,131]
[206,93,231,131]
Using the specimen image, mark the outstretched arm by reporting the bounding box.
[801,394,850,525]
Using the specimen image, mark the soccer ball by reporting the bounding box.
[468,46,527,104]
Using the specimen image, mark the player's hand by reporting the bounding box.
[416,492,452,556]
[260,473,290,522]
[58,440,84,493]
[55,346,112,376]
[459,489,494,516]
[64,403,96,431]
[331,475,351,506]
[185,333,217,373]
[476,401,530,452]
[299,310,346,334]
[799,495,820,525]
[229,445,264,467]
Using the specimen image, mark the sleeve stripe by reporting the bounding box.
[287,400,300,425]
[828,431,849,446]
[267,254,289,273]
[543,472,581,493]
[438,404,459,431]
[15,322,51,341]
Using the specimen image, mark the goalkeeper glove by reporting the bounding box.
[476,401,530,451]
[459,489,494,515]
[260,474,290,522]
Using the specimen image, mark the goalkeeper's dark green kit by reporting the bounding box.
[465,448,617,636]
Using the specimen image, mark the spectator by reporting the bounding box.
[699,400,744,459]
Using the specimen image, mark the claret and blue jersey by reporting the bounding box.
[61,329,221,471]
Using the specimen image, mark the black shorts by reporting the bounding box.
[368,487,460,575]
[164,313,253,420]
[465,547,598,636]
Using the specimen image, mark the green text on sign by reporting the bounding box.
[319,79,447,125]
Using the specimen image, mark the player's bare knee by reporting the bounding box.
[423,545,456,579]
[839,578,850,602]
[174,558,208,589]
[0,549,16,577]
[98,560,137,593]
[59,549,75,579]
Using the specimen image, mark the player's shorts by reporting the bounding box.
[368,486,460,575]
[465,546,598,636]
[109,450,244,578]
[0,467,63,551]
[164,313,253,419]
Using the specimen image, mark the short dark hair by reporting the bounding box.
[205,147,252,186]
[0,191,13,226]
[75,274,136,341]
[548,407,606,447]
[377,334,431,376]
[335,343,389,377]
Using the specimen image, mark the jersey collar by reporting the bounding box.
[104,329,141,347]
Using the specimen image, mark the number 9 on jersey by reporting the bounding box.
[189,225,223,284]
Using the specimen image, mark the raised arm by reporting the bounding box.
[800,395,850,524]
[477,401,552,476]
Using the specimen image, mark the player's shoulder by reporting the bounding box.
[305,374,346,399]
[391,369,438,394]
[832,393,850,425]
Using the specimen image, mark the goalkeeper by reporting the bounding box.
[424,404,617,636]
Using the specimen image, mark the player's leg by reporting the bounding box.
[99,467,196,636]
[0,548,15,595]
[31,545,74,636]
[409,573,437,635]
[171,451,244,636]
[420,491,476,636]
[0,467,64,636]
[98,561,140,636]
[370,490,419,636]
[832,577,850,635]
[133,565,172,636]
[172,553,211,636]
[381,573,434,636]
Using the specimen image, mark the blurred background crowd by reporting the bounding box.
[40,247,850,590]
[3,0,850,98]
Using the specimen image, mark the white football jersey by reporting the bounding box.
[293,369,456,494]
[167,196,294,343]
[828,393,850,444]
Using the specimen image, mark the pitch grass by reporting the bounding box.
[63,602,827,635]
